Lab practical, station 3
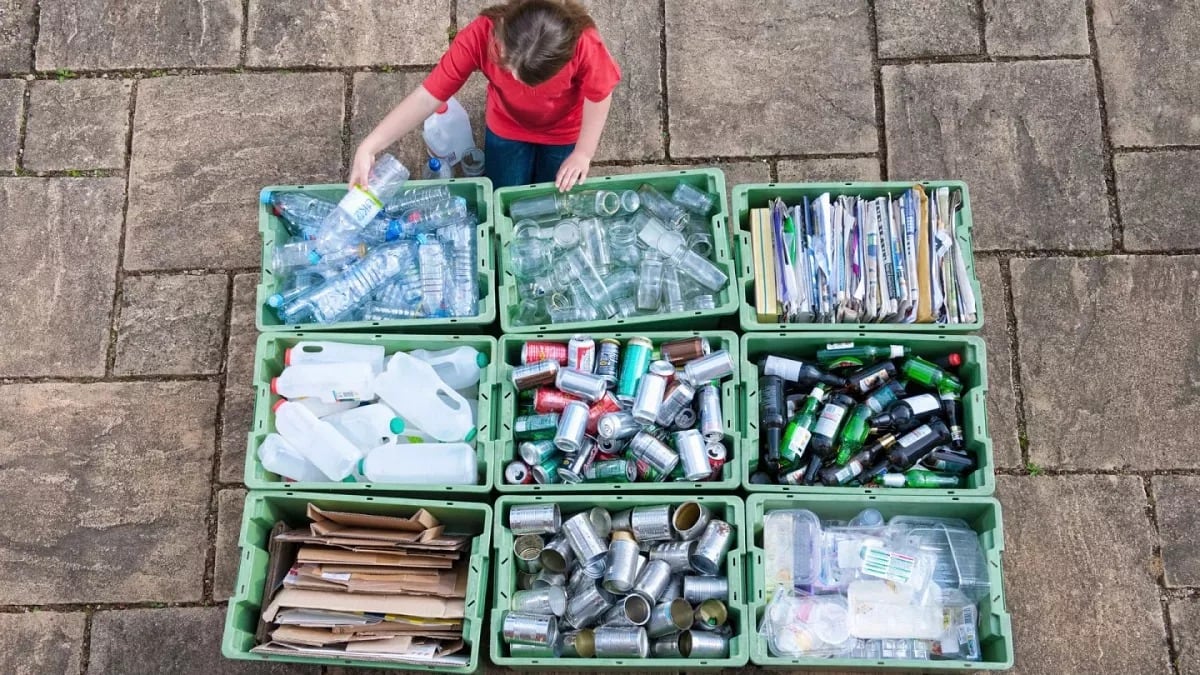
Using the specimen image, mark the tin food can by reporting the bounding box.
[509,503,561,535]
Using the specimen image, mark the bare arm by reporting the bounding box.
[556,93,613,191]
[349,85,443,187]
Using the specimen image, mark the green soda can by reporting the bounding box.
[514,413,560,441]
[616,336,654,403]
[531,455,563,484]
[584,459,637,482]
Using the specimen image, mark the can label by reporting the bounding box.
[505,460,533,484]
[522,341,568,365]
[586,393,622,435]
[533,387,580,414]
[595,339,621,384]
[617,338,653,401]
[568,335,596,373]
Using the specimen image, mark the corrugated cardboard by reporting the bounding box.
[308,504,439,532]
[262,588,466,622]
[295,546,455,568]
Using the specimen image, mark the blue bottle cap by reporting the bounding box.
[307,250,322,264]
[259,188,273,205]
[385,220,404,241]
[267,293,284,308]
[428,157,441,171]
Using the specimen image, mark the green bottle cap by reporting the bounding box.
[389,418,405,434]
[475,351,489,368]
[465,426,477,443]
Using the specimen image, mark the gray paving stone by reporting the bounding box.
[0,177,123,377]
[997,474,1168,674]
[126,73,344,271]
[775,157,881,183]
[983,0,1089,56]
[247,0,449,67]
[1094,0,1200,146]
[352,71,453,173]
[0,78,22,169]
[214,487,246,601]
[0,611,84,675]
[220,273,259,483]
[884,61,1110,250]
[36,0,242,70]
[0,0,35,71]
[976,258,1020,469]
[876,0,981,58]
[114,273,229,376]
[1012,255,1200,470]
[0,381,217,603]
[1114,150,1200,251]
[666,0,875,157]
[1170,597,1200,675]
[24,78,130,171]
[88,606,316,674]
[1151,476,1200,588]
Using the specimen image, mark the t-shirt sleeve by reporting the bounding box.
[423,17,491,101]
[576,28,622,102]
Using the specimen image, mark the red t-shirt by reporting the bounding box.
[423,16,621,145]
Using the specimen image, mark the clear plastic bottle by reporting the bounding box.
[315,153,409,253]
[257,432,327,482]
[443,222,478,317]
[637,252,664,310]
[671,183,716,216]
[372,268,423,311]
[271,361,376,403]
[262,190,336,239]
[278,242,417,324]
[272,239,364,274]
[360,442,478,484]
[409,346,487,389]
[422,97,474,166]
[272,399,363,481]
[323,403,404,451]
[401,196,471,234]
[417,235,448,317]
[637,184,688,230]
[661,265,685,313]
[267,272,325,309]
[386,185,452,216]
[374,352,477,442]
[360,216,405,244]
[422,156,454,180]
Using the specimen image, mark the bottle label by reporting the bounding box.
[338,185,384,227]
[813,405,847,437]
[907,394,941,415]
[890,345,905,358]
[786,427,812,454]
[825,341,854,350]
[896,424,933,447]
[856,368,892,392]
[330,389,367,402]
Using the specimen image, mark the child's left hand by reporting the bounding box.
[556,150,593,192]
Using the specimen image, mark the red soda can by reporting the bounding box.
[568,334,596,373]
[706,442,727,479]
[504,460,534,484]
[533,387,581,414]
[586,392,622,435]
[521,341,568,365]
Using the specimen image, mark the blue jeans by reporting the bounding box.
[484,127,575,189]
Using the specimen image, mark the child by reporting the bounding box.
[349,0,622,192]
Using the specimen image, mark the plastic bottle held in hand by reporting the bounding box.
[423,97,475,166]
[272,400,363,480]
[284,341,386,374]
[409,346,488,389]
[373,351,477,442]
[257,432,327,482]
[316,153,409,252]
[360,442,479,484]
[272,362,376,403]
[422,157,454,180]
[323,403,404,450]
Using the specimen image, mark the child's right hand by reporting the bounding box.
[348,146,375,188]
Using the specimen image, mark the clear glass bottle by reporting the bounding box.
[637,252,664,311]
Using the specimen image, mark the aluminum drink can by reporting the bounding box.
[595,338,621,386]
[567,335,596,372]
[616,337,653,402]
[522,341,568,365]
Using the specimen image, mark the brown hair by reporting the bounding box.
[480,0,596,86]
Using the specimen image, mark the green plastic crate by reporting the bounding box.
[732,181,983,333]
[490,494,750,670]
[223,490,492,672]
[256,178,497,333]
[245,332,498,494]
[493,169,739,333]
[494,331,742,493]
[746,493,1013,670]
[740,332,993,496]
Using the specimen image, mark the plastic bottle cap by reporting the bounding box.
[267,293,284,308]
[307,250,322,264]
[357,457,367,475]
[270,377,280,395]
[429,157,441,170]
[464,427,477,443]
[284,347,293,366]
[436,102,449,114]
[272,399,287,413]
[475,352,489,368]
[948,353,962,367]
[389,418,405,434]
[259,189,273,205]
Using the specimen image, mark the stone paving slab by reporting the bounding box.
[36,0,243,70]
[997,474,1169,674]
[1114,150,1200,251]
[0,177,124,378]
[0,381,217,604]
[1013,255,1200,470]
[0,611,84,675]
[215,487,247,601]
[114,273,230,376]
[1151,476,1200,588]
[0,78,23,170]
[666,0,876,157]
[220,273,260,483]
[247,0,449,68]
[126,73,344,271]
[1170,597,1200,674]
[23,77,131,171]
[975,258,1021,469]
[875,0,982,58]
[982,0,1090,56]
[884,60,1110,251]
[0,0,35,71]
[775,157,881,183]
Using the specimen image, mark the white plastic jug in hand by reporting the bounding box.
[324,403,404,451]
[272,362,375,403]
[258,433,326,482]
[374,352,476,442]
[273,400,363,480]
[360,442,479,485]
[286,341,385,374]
[423,97,474,166]
[408,346,488,390]
[292,398,358,418]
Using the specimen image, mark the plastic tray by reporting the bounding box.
[490,494,750,670]
[493,169,739,333]
[223,490,492,673]
[256,178,497,333]
[740,332,993,496]
[746,493,1013,670]
[732,181,983,333]
[245,332,498,494]
[494,331,741,493]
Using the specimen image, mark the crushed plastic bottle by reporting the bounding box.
[277,242,417,324]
